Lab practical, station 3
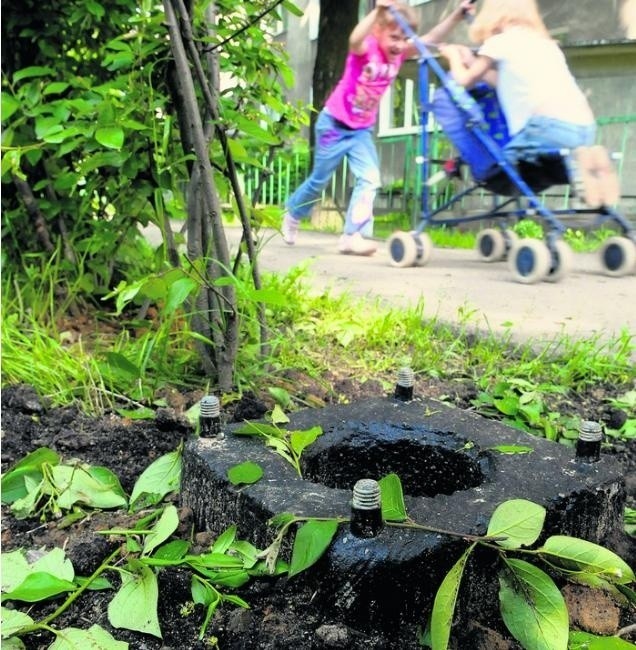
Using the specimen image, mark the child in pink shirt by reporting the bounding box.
[282,0,475,255]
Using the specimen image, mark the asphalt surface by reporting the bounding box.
[143,223,636,354]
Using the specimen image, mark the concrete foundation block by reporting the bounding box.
[181,397,627,629]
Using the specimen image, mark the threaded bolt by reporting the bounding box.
[575,420,602,462]
[350,478,383,538]
[199,395,222,438]
[394,367,415,401]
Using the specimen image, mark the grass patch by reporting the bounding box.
[3,252,634,443]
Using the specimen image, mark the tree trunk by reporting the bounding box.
[163,0,238,392]
[310,0,359,146]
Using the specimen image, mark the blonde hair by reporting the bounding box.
[468,0,549,43]
[377,2,419,33]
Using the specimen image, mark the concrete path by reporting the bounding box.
[143,223,636,352]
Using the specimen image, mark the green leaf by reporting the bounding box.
[10,480,43,519]
[85,0,105,17]
[231,540,260,569]
[31,547,75,583]
[164,277,198,315]
[270,404,290,426]
[13,66,55,82]
[499,558,568,650]
[288,519,338,577]
[233,421,282,437]
[223,593,250,609]
[95,126,124,150]
[540,536,635,584]
[191,577,222,642]
[430,545,474,650]
[43,126,84,144]
[1,607,34,639]
[104,352,141,379]
[1,550,31,593]
[52,465,128,511]
[289,426,322,457]
[226,137,249,162]
[108,560,161,638]
[1,93,20,122]
[49,624,128,649]
[205,570,250,588]
[35,116,63,140]
[378,473,407,522]
[88,466,127,500]
[152,539,190,562]
[114,407,155,420]
[2,548,74,596]
[267,387,292,409]
[129,447,182,512]
[246,287,290,306]
[488,445,534,455]
[211,526,237,554]
[494,396,519,416]
[188,553,244,571]
[569,630,636,649]
[142,505,179,556]
[42,81,70,96]
[487,499,546,549]
[227,461,263,486]
[2,572,77,602]
[1,447,59,504]
[233,115,280,145]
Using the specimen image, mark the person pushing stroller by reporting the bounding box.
[438,0,621,208]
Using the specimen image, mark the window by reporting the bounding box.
[378,78,437,136]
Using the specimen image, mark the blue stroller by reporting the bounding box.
[386,8,636,283]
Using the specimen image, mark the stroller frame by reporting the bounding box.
[386,7,636,283]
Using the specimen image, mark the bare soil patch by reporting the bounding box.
[2,377,635,649]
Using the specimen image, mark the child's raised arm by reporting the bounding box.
[349,3,388,55]
[438,43,495,87]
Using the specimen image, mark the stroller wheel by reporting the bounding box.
[503,230,519,254]
[545,240,573,283]
[508,238,551,284]
[388,231,419,268]
[599,236,636,277]
[413,232,433,266]
[476,228,506,262]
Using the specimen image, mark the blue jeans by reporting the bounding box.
[504,116,596,165]
[286,109,381,237]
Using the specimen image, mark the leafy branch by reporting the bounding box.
[233,404,323,476]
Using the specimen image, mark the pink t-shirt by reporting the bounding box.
[325,35,405,129]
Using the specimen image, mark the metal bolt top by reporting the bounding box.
[396,367,415,388]
[578,420,602,442]
[352,478,381,510]
[200,395,220,418]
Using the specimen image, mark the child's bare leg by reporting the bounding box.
[573,146,601,208]
[590,145,620,206]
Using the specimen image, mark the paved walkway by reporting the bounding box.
[143,223,636,353]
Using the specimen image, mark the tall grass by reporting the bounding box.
[2,257,634,423]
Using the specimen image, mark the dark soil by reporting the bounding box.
[2,378,635,650]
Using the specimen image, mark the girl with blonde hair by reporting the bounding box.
[439,0,620,207]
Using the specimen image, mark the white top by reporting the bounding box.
[479,27,595,135]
